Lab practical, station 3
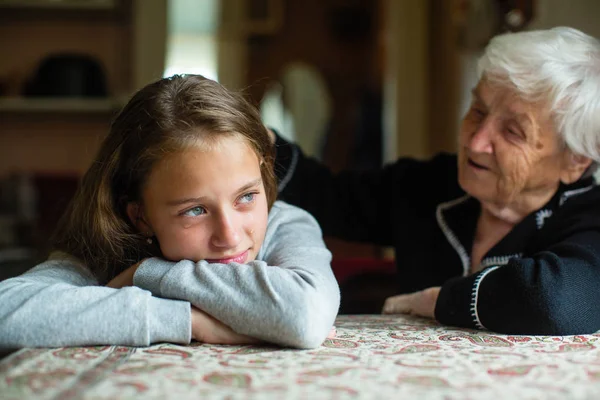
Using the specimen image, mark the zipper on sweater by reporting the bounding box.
[479,254,522,269]
[436,195,471,277]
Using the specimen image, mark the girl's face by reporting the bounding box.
[132,135,269,264]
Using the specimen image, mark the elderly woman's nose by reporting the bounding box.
[468,120,495,153]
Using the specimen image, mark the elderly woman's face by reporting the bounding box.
[458,80,570,208]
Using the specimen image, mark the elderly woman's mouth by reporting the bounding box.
[468,158,490,171]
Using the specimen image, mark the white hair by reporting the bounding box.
[478,27,600,162]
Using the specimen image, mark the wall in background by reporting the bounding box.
[0,3,133,177]
[458,0,600,129]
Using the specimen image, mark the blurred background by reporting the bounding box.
[0,0,598,308]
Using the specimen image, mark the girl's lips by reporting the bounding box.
[206,250,249,264]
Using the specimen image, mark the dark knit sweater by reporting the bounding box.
[274,133,600,335]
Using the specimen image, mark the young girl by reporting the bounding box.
[0,75,340,349]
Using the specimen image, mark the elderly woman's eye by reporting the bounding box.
[506,125,524,139]
[471,107,486,118]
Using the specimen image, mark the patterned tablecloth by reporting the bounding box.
[2,314,600,399]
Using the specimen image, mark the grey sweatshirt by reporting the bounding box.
[0,201,340,349]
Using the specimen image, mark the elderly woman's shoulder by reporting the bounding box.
[384,152,463,204]
[430,152,459,170]
[557,179,600,214]
[390,152,458,180]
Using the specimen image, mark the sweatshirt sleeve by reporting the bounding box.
[273,131,461,245]
[134,201,340,349]
[0,257,191,349]
[435,230,600,335]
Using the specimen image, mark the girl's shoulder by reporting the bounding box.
[258,201,326,261]
[19,251,98,285]
[267,200,319,226]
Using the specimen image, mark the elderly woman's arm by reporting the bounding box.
[434,230,600,335]
[273,131,462,246]
[132,201,341,349]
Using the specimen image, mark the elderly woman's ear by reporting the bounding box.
[560,152,593,184]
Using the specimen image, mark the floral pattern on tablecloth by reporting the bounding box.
[2,314,600,399]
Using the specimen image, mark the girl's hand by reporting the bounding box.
[191,307,261,345]
[382,287,441,319]
[327,326,337,339]
[106,259,146,288]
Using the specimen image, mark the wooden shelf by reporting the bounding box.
[0,0,116,10]
[0,97,125,113]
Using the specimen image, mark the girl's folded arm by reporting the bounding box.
[134,202,340,349]
[0,259,191,348]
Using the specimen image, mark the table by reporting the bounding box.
[2,314,600,399]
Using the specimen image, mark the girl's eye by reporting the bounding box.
[183,206,206,217]
[238,192,256,204]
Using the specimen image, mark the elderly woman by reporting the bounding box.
[271,26,600,335]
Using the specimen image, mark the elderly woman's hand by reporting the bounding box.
[382,287,441,319]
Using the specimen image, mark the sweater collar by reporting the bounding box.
[436,177,597,274]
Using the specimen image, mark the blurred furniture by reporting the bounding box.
[2,314,600,399]
[331,257,395,284]
[0,172,79,281]
[0,0,168,178]
[0,248,38,281]
[332,257,397,314]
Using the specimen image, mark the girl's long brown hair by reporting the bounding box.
[51,75,277,283]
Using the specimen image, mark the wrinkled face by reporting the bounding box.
[458,79,570,209]
[138,135,269,264]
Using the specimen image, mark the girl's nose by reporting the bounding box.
[211,212,242,249]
